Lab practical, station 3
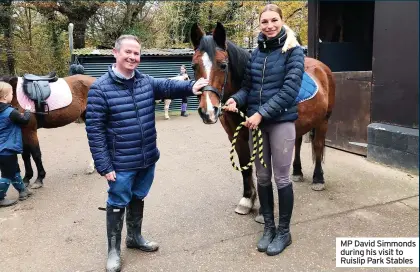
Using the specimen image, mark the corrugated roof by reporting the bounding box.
[73,48,195,56]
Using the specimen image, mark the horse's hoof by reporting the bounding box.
[85,167,95,175]
[235,197,253,215]
[311,183,325,191]
[86,159,95,175]
[254,214,264,224]
[23,178,31,188]
[292,175,304,182]
[30,181,43,189]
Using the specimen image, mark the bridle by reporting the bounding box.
[195,47,229,107]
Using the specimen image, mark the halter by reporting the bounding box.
[197,47,229,106]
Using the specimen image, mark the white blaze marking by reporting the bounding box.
[205,92,215,119]
[202,52,212,80]
[201,52,217,122]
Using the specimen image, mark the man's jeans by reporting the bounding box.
[107,164,156,208]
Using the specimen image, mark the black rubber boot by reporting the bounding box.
[125,198,159,252]
[266,183,294,256]
[257,183,276,252]
[106,205,125,272]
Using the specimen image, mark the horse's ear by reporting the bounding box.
[9,77,18,90]
[191,22,205,50]
[213,22,226,50]
[1,76,18,91]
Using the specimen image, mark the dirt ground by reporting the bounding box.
[0,113,418,272]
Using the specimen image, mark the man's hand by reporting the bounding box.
[192,78,209,95]
[222,98,238,112]
[105,171,116,182]
[245,113,263,130]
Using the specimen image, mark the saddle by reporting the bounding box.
[22,72,58,115]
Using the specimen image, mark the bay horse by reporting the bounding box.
[0,74,96,189]
[190,22,335,220]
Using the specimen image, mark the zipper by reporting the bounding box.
[130,87,146,166]
[259,55,269,107]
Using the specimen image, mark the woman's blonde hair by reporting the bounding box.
[0,82,12,98]
[259,4,283,21]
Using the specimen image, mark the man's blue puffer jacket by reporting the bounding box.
[85,66,194,175]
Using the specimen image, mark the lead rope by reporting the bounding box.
[225,109,267,171]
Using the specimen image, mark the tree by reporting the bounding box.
[0,0,15,74]
[37,1,104,49]
[87,1,154,48]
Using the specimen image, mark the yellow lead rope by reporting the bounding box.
[229,110,267,171]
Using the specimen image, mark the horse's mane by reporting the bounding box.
[198,36,218,62]
[226,40,250,90]
[0,75,16,82]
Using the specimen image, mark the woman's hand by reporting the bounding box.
[245,112,262,130]
[223,98,238,112]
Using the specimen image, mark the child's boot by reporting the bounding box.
[0,177,17,207]
[12,173,33,200]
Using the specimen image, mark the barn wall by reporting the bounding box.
[76,55,198,112]
[371,1,419,128]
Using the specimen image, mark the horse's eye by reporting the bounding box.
[220,62,227,70]
[191,63,197,70]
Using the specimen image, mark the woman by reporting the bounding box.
[163,65,190,119]
[224,4,305,256]
[179,65,190,117]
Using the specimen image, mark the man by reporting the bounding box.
[85,34,208,272]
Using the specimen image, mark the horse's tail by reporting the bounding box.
[326,66,336,120]
[309,128,316,163]
[310,63,336,163]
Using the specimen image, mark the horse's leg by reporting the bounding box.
[22,144,33,187]
[220,114,256,216]
[79,110,96,175]
[164,99,171,119]
[86,158,95,174]
[234,130,256,215]
[311,122,328,191]
[29,133,46,189]
[291,136,304,182]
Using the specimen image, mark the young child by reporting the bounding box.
[0,81,33,207]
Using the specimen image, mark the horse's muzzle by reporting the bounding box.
[198,106,220,124]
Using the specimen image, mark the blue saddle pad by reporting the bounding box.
[295,72,318,104]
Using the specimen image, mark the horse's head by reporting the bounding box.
[191,22,229,124]
[0,75,18,92]
[0,75,18,105]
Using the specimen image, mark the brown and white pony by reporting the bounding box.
[190,22,336,220]
[0,74,96,189]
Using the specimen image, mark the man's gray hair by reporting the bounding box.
[114,35,141,51]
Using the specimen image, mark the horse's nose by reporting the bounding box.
[198,107,208,121]
[198,107,219,124]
